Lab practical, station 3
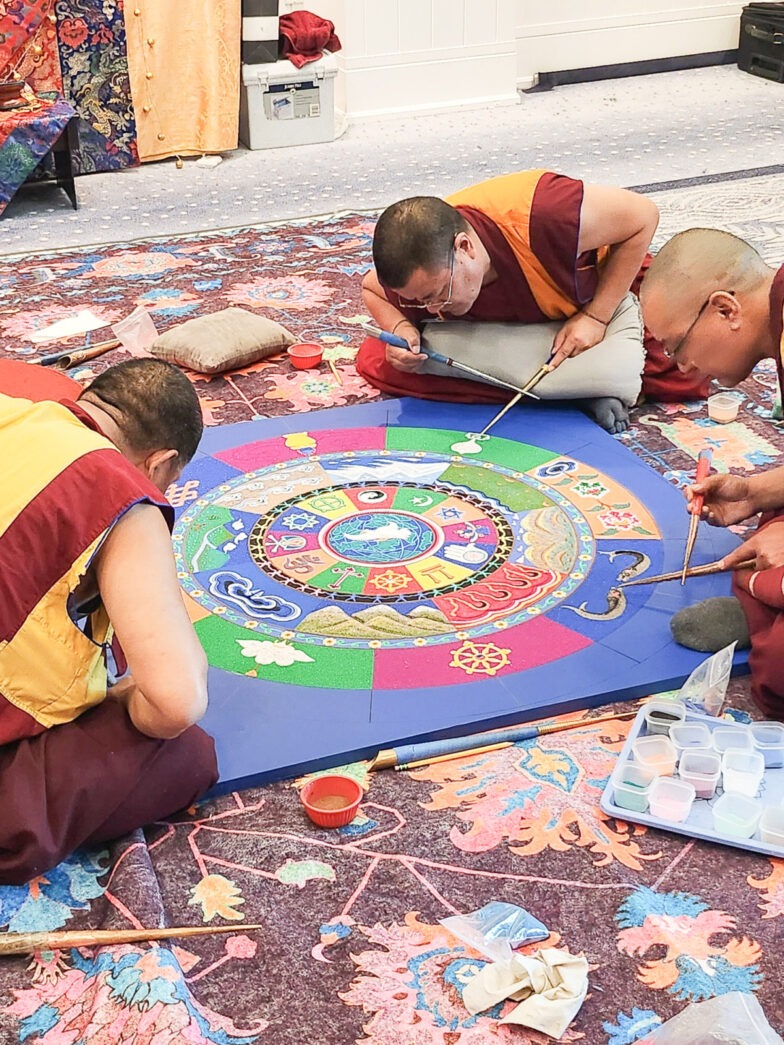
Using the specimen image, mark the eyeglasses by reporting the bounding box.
[665,290,732,360]
[406,243,456,310]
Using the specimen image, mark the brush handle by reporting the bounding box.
[690,449,713,516]
[379,709,637,768]
[0,923,264,956]
[360,323,410,349]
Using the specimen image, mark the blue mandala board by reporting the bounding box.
[170,399,748,794]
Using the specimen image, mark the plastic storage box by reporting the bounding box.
[240,53,339,150]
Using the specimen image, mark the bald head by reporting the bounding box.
[641,228,776,386]
[641,228,771,313]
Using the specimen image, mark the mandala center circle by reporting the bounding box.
[322,510,440,565]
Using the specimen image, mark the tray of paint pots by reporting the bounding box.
[599,704,784,858]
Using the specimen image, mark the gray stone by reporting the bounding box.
[671,596,751,653]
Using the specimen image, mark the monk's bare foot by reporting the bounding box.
[578,397,629,434]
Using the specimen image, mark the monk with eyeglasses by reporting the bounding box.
[641,226,784,720]
[358,170,709,434]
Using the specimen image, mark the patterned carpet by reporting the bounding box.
[0,173,783,1044]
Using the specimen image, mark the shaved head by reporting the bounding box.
[640,228,776,387]
[642,228,771,312]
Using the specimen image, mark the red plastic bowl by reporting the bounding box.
[300,774,363,828]
[287,342,323,369]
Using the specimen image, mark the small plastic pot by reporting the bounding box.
[300,774,362,828]
[288,342,324,369]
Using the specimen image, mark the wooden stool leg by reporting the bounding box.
[52,118,78,211]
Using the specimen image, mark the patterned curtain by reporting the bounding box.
[54,0,138,172]
[123,0,241,162]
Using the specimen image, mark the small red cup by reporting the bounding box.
[300,774,362,828]
[287,342,323,369]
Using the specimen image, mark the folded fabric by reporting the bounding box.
[462,946,588,1038]
[279,10,341,68]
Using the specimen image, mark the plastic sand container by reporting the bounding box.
[711,792,762,839]
[758,806,784,847]
[712,725,753,754]
[612,763,652,812]
[648,776,696,822]
[678,748,721,799]
[707,391,742,423]
[632,735,678,778]
[300,774,362,828]
[643,700,686,736]
[721,749,765,797]
[750,721,784,768]
[669,722,712,756]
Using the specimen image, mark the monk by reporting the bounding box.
[358,170,709,434]
[640,227,784,720]
[0,358,217,884]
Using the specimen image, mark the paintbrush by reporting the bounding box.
[618,557,755,588]
[36,338,121,369]
[0,923,264,957]
[371,708,639,771]
[327,358,342,385]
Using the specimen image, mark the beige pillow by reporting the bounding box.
[420,293,645,406]
[151,307,296,375]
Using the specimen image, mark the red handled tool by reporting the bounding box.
[681,449,713,584]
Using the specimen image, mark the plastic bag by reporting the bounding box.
[638,992,783,1044]
[440,902,548,962]
[678,641,736,716]
[111,306,159,356]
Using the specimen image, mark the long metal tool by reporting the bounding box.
[681,449,713,583]
[360,323,540,400]
[618,557,755,588]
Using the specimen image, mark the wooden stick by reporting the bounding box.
[328,359,342,385]
[619,557,755,588]
[52,339,122,370]
[35,338,120,368]
[371,708,639,771]
[0,923,264,957]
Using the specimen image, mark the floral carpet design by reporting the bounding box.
[0,196,783,1042]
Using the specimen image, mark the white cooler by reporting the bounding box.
[240,53,339,150]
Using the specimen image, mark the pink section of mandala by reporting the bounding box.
[214,427,386,471]
[372,615,591,688]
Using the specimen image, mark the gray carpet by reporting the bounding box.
[3,64,784,253]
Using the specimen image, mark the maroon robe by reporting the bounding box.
[732,263,784,720]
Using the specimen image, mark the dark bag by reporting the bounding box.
[738,2,784,82]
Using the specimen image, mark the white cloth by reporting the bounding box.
[421,292,645,407]
[462,946,588,1038]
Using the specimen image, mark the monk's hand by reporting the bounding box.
[106,675,136,706]
[688,474,756,527]
[549,312,607,367]
[385,321,425,373]
[720,522,784,571]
